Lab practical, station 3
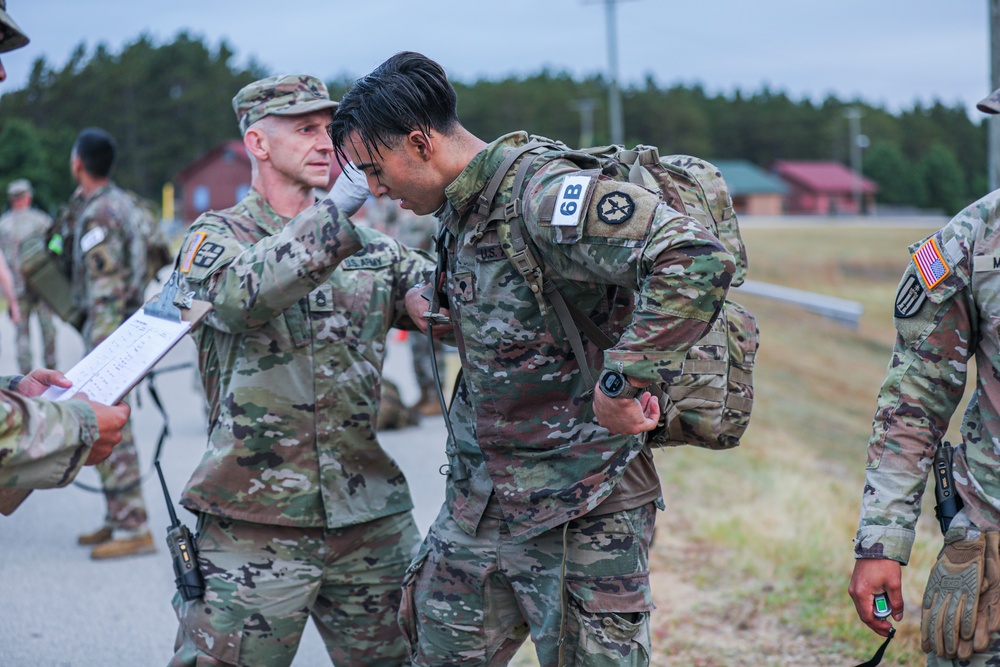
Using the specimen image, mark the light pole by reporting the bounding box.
[571,98,598,148]
[989,0,1000,190]
[845,107,868,214]
[585,0,636,145]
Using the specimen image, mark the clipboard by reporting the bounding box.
[0,273,211,515]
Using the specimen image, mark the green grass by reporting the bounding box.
[648,222,967,664]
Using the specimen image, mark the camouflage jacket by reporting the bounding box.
[0,207,52,297]
[438,132,735,543]
[0,387,99,489]
[71,182,146,348]
[856,189,1000,564]
[177,188,434,529]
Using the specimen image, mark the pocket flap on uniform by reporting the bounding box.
[177,598,243,663]
[565,573,655,614]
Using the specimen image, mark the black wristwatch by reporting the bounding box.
[597,368,642,399]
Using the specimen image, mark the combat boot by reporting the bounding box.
[77,525,113,546]
[89,529,156,560]
[416,387,443,416]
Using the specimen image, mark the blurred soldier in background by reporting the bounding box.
[0,0,131,509]
[361,194,446,416]
[0,178,57,373]
[849,87,1000,664]
[170,74,434,667]
[67,128,155,559]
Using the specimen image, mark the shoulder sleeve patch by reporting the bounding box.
[912,237,950,289]
[584,179,658,241]
[179,231,207,273]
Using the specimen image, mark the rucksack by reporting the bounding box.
[472,138,759,450]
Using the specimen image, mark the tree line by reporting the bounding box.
[0,33,988,216]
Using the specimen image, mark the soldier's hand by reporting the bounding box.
[7,299,20,325]
[593,387,660,435]
[849,557,903,637]
[921,530,987,659]
[405,285,452,337]
[79,394,131,466]
[16,368,73,397]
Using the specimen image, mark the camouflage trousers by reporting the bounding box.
[926,639,1000,666]
[14,294,56,374]
[94,413,148,531]
[171,510,420,667]
[399,499,656,667]
[410,333,445,394]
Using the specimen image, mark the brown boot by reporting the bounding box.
[77,526,113,546]
[90,530,156,560]
[418,399,443,416]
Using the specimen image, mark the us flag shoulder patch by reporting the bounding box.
[913,237,950,289]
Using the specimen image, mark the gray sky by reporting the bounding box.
[1,0,993,117]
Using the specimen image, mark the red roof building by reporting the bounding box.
[173,140,252,224]
[771,160,878,215]
[173,141,344,225]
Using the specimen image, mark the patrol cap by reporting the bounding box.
[232,74,339,135]
[978,87,1000,115]
[6,178,30,198]
[0,0,29,54]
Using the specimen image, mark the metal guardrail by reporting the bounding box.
[733,279,864,329]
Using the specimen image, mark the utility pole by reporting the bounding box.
[845,107,868,214]
[571,98,597,148]
[605,0,624,145]
[989,0,1000,190]
[586,0,636,145]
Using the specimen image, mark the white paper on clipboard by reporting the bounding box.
[41,309,193,406]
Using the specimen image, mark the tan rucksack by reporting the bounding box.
[473,138,759,450]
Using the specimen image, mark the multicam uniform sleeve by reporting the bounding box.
[388,238,436,330]
[0,391,99,489]
[854,228,973,564]
[179,197,362,332]
[522,161,735,384]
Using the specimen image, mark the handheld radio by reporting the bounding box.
[155,460,204,601]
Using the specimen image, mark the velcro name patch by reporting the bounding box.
[551,175,594,228]
[974,255,1000,272]
[79,227,106,253]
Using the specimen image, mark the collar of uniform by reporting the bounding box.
[242,186,315,236]
[81,181,115,206]
[440,131,529,232]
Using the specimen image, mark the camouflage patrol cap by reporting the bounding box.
[0,0,28,54]
[6,178,30,198]
[978,87,1000,115]
[232,74,339,135]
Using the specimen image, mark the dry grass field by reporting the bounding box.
[510,220,960,666]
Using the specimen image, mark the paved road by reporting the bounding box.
[0,315,449,666]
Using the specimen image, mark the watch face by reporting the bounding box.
[601,371,625,396]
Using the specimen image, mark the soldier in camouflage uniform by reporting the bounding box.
[0,370,130,490]
[0,2,130,502]
[169,74,434,667]
[849,89,1000,664]
[67,128,155,560]
[0,179,58,373]
[329,52,735,666]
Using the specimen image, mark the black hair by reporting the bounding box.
[328,51,459,168]
[72,127,117,178]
